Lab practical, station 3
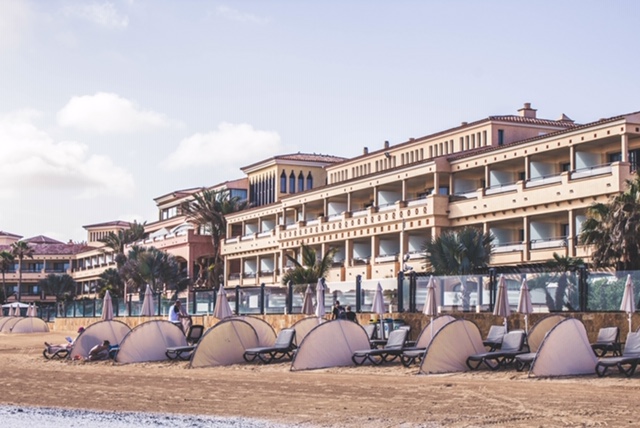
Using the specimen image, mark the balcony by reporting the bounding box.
[525,173,563,189]
[485,182,518,195]
[570,163,612,180]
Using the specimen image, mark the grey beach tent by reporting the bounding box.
[419,319,485,374]
[70,320,131,360]
[189,318,259,368]
[116,320,186,364]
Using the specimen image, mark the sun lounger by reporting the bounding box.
[243,328,297,364]
[595,332,640,377]
[165,324,205,361]
[466,330,527,371]
[591,327,621,357]
[352,328,409,366]
[483,325,506,351]
[515,352,536,371]
[43,345,71,360]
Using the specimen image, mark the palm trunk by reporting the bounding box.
[17,257,22,302]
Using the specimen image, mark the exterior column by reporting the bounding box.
[301,203,306,222]
[433,172,440,194]
[524,155,530,181]
[345,239,352,266]
[567,209,576,257]
[255,255,260,285]
[347,193,352,212]
[484,165,490,189]
[523,216,530,262]
[622,133,629,162]
[239,257,244,287]
[449,174,454,195]
[373,186,378,207]
[371,235,378,266]
[569,146,575,171]
[273,252,278,283]
[323,198,328,217]
[401,179,407,201]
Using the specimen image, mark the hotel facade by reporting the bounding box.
[2,103,639,308]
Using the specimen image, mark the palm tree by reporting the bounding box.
[281,244,337,292]
[423,227,494,310]
[38,273,76,316]
[118,246,189,299]
[580,175,640,270]
[97,268,125,298]
[0,250,15,302]
[98,220,146,266]
[11,241,34,302]
[181,188,248,289]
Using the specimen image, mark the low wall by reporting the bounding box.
[51,311,638,343]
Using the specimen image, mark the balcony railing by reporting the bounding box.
[493,242,525,253]
[525,173,562,188]
[406,197,428,207]
[570,163,612,180]
[530,237,567,250]
[374,254,398,263]
[485,182,518,195]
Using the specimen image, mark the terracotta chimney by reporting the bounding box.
[363,147,368,155]
[384,140,390,149]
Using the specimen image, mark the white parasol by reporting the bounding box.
[423,276,438,340]
[301,284,314,315]
[493,275,511,331]
[314,278,326,321]
[102,290,114,321]
[213,286,233,319]
[517,278,533,333]
[371,282,386,339]
[140,284,155,316]
[620,274,636,333]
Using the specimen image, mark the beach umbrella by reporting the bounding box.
[301,284,314,315]
[493,275,511,331]
[26,303,33,317]
[422,276,438,340]
[314,278,326,320]
[13,304,20,317]
[371,282,386,339]
[620,274,636,333]
[517,278,533,333]
[213,286,233,319]
[140,284,155,316]
[101,290,114,321]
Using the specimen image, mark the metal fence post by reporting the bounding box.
[260,283,265,315]
[488,268,496,312]
[287,281,293,314]
[355,275,362,312]
[235,285,240,316]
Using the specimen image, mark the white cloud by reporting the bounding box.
[216,5,269,24]
[0,110,135,199]
[0,0,33,51]
[160,122,283,171]
[64,2,129,29]
[57,92,180,133]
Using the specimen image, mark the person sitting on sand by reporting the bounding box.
[44,326,85,354]
[345,306,358,323]
[86,340,111,361]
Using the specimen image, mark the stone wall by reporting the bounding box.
[50,311,638,343]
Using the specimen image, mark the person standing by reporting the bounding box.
[332,300,346,320]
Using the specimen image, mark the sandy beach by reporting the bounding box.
[2,330,640,427]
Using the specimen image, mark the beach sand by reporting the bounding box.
[1,330,639,427]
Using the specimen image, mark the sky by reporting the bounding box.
[2,0,640,243]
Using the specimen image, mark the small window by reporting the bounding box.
[298,172,304,192]
[280,171,287,193]
[306,172,313,190]
[498,130,505,146]
[289,171,295,193]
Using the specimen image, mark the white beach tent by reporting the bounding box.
[526,314,565,353]
[70,320,132,360]
[419,319,485,374]
[189,318,259,368]
[289,316,325,346]
[0,317,22,333]
[529,318,597,377]
[0,317,16,331]
[236,316,276,347]
[413,315,456,349]
[116,320,186,364]
[291,319,371,371]
[10,317,49,333]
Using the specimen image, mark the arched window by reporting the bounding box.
[298,171,304,192]
[306,172,313,190]
[280,170,287,193]
[289,171,295,193]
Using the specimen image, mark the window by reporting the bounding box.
[306,172,313,190]
[498,129,505,146]
[280,171,287,193]
[289,171,295,193]
[298,172,304,192]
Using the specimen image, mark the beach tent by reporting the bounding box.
[0,317,23,333]
[70,320,131,360]
[190,318,259,368]
[419,319,485,374]
[116,320,186,364]
[290,317,325,345]
[529,318,597,377]
[0,317,16,331]
[236,316,276,347]
[291,319,370,371]
[526,314,565,353]
[413,315,456,348]
[10,317,49,333]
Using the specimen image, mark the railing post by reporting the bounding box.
[93,298,96,318]
[396,272,404,313]
[321,278,326,309]
[235,285,240,316]
[355,275,362,312]
[260,283,265,315]
[157,292,161,317]
[409,271,417,313]
[578,265,588,311]
[287,281,293,315]
[488,268,496,312]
